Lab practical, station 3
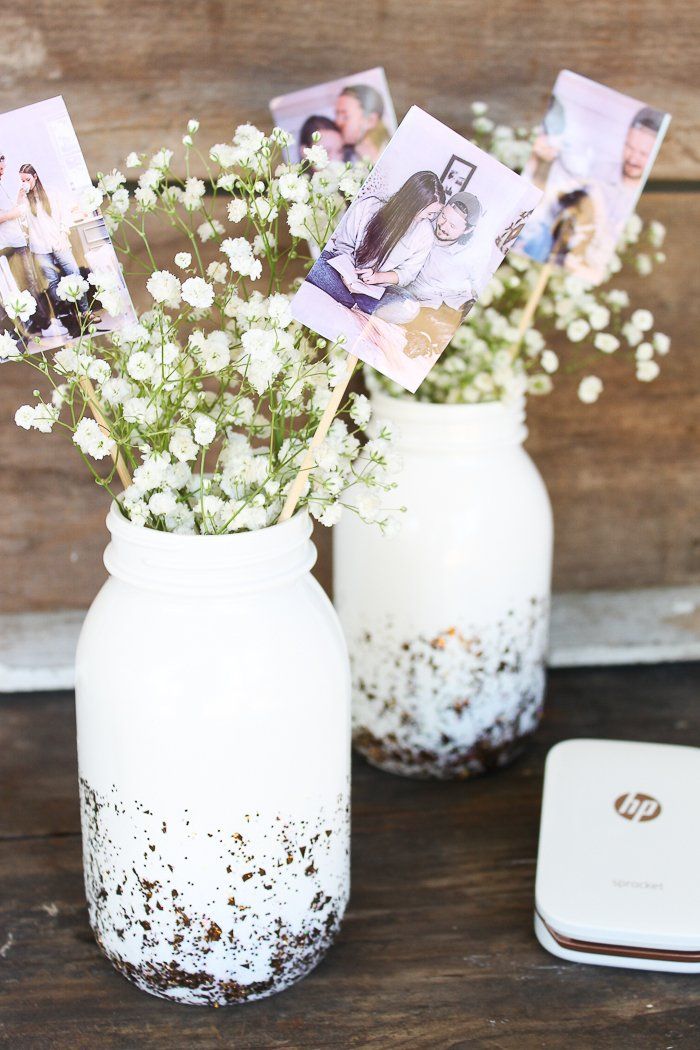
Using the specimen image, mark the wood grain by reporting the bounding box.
[0,1,696,180]
[2,665,700,1046]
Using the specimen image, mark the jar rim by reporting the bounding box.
[103,503,317,594]
[370,389,525,422]
[107,501,311,549]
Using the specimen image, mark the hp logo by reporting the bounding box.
[614,792,662,823]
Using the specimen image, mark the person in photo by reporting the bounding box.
[16,162,96,331]
[299,115,345,165]
[335,84,390,163]
[0,152,50,336]
[526,96,567,191]
[600,106,665,234]
[549,188,598,269]
[374,191,483,327]
[307,170,445,316]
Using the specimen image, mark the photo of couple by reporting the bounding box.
[0,97,134,353]
[270,67,397,165]
[291,106,542,392]
[516,70,670,285]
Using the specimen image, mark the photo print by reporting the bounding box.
[516,70,671,284]
[290,106,542,393]
[0,96,135,353]
[269,67,398,166]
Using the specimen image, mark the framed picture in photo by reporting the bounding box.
[440,155,477,196]
[291,106,542,394]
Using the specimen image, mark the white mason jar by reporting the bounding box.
[75,506,350,1006]
[334,391,553,780]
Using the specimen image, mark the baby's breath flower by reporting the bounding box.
[73,417,115,459]
[540,350,559,374]
[653,332,671,355]
[473,116,495,134]
[621,322,644,347]
[648,221,666,247]
[566,318,590,342]
[630,308,654,332]
[578,376,603,404]
[146,270,181,308]
[197,218,224,242]
[227,199,248,223]
[636,359,660,382]
[635,254,653,276]
[0,331,21,360]
[594,333,620,354]
[527,374,553,395]
[3,289,36,322]
[181,277,215,309]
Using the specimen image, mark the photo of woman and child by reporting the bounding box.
[516,70,670,285]
[291,106,543,393]
[270,67,397,165]
[0,97,134,353]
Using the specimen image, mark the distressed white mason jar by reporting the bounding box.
[334,391,553,779]
[75,506,350,1005]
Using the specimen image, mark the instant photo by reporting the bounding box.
[291,106,542,393]
[516,70,671,285]
[270,67,397,165]
[0,96,135,352]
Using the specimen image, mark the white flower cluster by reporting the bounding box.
[6,122,399,535]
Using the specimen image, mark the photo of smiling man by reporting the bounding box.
[269,68,397,165]
[516,71,670,284]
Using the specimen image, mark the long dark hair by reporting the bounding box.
[355,171,445,270]
[19,163,52,217]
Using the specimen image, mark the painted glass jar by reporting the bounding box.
[334,391,552,779]
[76,506,350,1004]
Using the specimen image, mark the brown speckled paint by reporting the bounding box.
[80,779,350,1005]
[351,598,548,779]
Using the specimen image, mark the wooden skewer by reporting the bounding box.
[510,260,553,359]
[279,352,358,522]
[78,375,132,489]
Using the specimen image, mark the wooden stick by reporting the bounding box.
[78,375,132,490]
[510,260,553,359]
[279,352,358,522]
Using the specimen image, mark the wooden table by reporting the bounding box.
[2,664,700,1048]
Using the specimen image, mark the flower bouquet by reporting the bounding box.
[4,121,400,535]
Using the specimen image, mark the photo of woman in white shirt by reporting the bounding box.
[17,163,93,321]
[307,170,445,318]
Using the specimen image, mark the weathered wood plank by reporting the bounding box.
[0,1,696,180]
[1,666,700,1046]
[527,192,700,590]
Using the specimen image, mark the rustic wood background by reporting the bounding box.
[1,0,698,611]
